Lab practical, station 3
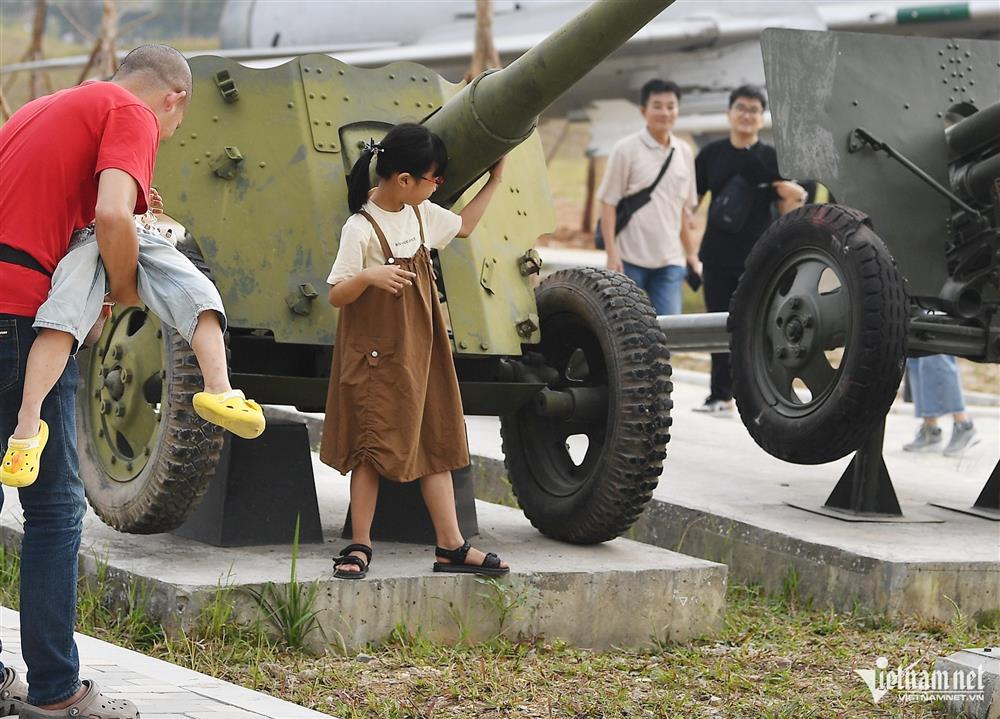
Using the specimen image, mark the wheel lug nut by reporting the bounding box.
[114,402,127,417]
[126,462,134,471]
[120,369,131,384]
[790,298,802,310]
[803,317,815,328]
[794,347,806,358]
[776,347,787,359]
[99,400,111,414]
[111,344,123,360]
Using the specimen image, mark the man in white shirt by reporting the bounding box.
[597,79,699,316]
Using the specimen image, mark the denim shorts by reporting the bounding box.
[33,225,226,352]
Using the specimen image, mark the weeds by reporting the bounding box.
[246,516,321,650]
[475,576,528,638]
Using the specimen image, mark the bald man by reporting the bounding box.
[0,45,204,718]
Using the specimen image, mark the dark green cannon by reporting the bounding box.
[77,0,676,543]
[727,29,999,469]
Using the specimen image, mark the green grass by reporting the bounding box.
[1,545,989,718]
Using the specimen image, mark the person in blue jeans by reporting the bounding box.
[0,44,194,719]
[598,79,700,316]
[903,355,978,456]
[0,318,86,714]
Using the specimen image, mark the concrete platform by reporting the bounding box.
[465,376,1000,621]
[0,456,725,653]
[0,607,331,718]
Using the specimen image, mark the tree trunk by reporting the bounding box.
[100,0,119,78]
[27,0,47,100]
[465,0,502,83]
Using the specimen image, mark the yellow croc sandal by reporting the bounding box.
[1,420,49,488]
[193,389,266,439]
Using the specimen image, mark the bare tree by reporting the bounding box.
[2,0,52,106]
[465,0,502,83]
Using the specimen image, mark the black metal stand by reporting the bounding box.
[173,419,324,547]
[342,465,479,545]
[822,420,903,517]
[787,419,940,522]
[931,459,1000,521]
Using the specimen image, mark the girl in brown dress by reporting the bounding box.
[322,123,509,579]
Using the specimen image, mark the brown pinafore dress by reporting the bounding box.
[320,206,470,482]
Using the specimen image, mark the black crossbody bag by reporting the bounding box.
[595,148,675,250]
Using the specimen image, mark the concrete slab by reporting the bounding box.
[935,648,1000,719]
[466,377,1000,621]
[0,457,725,652]
[0,607,332,718]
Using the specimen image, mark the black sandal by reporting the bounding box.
[333,543,372,579]
[433,540,509,576]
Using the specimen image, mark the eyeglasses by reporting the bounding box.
[418,175,446,186]
[732,104,763,116]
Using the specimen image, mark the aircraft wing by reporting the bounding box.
[4,0,997,77]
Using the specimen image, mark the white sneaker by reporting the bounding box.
[693,398,734,415]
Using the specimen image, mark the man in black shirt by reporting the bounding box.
[693,85,806,414]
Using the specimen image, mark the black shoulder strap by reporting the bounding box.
[645,148,675,194]
[0,244,51,278]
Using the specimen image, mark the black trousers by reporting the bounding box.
[702,263,743,401]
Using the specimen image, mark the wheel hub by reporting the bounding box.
[85,308,165,482]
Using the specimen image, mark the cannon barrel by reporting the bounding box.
[946,101,1000,158]
[426,0,674,203]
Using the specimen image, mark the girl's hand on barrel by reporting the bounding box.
[488,156,507,183]
[365,265,416,295]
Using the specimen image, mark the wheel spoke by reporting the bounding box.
[798,353,836,396]
[788,260,826,299]
[816,289,849,349]
[111,406,156,461]
[766,360,795,401]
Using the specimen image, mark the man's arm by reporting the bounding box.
[601,202,623,273]
[95,169,141,307]
[679,207,701,275]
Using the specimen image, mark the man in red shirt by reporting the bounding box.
[0,45,190,718]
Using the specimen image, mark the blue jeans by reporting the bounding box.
[0,315,85,706]
[906,355,965,418]
[622,261,685,316]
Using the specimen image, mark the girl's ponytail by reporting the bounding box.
[347,148,376,213]
[344,124,449,214]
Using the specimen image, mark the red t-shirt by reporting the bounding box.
[0,81,159,317]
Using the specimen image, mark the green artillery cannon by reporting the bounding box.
[77,0,675,543]
[725,28,999,515]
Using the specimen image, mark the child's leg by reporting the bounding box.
[190,310,231,394]
[133,238,264,438]
[420,471,509,569]
[13,329,75,439]
[339,462,380,574]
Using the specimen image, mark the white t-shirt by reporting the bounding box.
[327,199,463,285]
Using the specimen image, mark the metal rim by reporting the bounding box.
[518,310,610,497]
[84,307,165,482]
[752,248,852,417]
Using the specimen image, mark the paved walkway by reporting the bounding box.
[0,608,332,719]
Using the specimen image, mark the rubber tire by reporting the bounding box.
[500,267,672,544]
[729,204,907,464]
[78,240,225,533]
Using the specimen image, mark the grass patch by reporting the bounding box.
[0,549,985,718]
